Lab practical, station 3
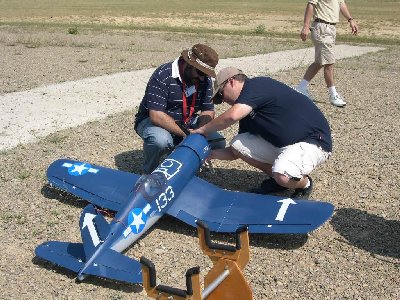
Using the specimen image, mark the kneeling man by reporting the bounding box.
[192,67,332,199]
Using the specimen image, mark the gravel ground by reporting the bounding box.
[0,27,399,299]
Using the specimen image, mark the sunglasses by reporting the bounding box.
[218,79,229,98]
[188,65,207,78]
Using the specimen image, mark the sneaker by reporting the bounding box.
[329,93,346,107]
[251,178,288,195]
[291,176,313,199]
[295,86,313,101]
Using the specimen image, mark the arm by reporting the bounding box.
[208,147,238,161]
[149,110,187,137]
[191,103,253,136]
[340,2,359,35]
[197,110,215,127]
[300,3,315,42]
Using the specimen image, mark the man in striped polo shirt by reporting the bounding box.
[134,44,225,174]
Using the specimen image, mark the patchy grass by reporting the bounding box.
[67,27,78,35]
[17,171,31,180]
[0,1,399,45]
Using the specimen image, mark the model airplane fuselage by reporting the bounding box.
[108,134,209,251]
[35,134,334,284]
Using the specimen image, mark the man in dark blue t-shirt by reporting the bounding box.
[134,44,225,174]
[192,67,332,199]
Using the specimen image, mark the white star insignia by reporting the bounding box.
[131,211,145,232]
[72,163,88,175]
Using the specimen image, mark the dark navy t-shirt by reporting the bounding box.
[236,77,332,152]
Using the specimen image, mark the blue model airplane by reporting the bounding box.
[35,134,334,284]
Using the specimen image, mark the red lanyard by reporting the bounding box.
[182,82,198,124]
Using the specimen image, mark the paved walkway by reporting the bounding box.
[0,45,384,150]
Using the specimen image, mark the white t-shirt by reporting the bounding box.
[308,0,345,23]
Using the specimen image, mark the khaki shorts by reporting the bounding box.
[231,132,331,179]
[311,21,336,65]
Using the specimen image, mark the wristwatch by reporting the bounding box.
[347,18,353,22]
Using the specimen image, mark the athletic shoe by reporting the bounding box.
[295,86,314,101]
[329,93,346,107]
[251,178,288,195]
[291,176,313,199]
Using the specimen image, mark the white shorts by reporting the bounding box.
[230,132,331,179]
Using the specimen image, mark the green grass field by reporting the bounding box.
[1,0,398,17]
[1,0,399,44]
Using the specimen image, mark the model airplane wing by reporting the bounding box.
[47,159,140,212]
[47,159,333,234]
[167,176,334,234]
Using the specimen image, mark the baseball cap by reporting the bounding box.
[211,67,244,104]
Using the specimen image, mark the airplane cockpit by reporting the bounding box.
[134,173,167,202]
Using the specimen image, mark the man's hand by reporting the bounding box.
[349,19,359,35]
[340,2,358,36]
[300,25,310,41]
[149,110,187,137]
[189,127,207,136]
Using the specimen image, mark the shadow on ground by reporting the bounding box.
[331,208,400,259]
[115,150,144,174]
[41,184,88,209]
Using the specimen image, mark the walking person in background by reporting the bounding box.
[296,0,359,107]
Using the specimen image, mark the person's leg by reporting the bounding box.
[297,22,324,97]
[273,172,309,189]
[272,142,330,198]
[316,24,345,106]
[324,62,346,106]
[230,133,288,193]
[303,62,323,82]
[230,133,279,173]
[297,63,322,99]
[324,63,335,87]
[231,147,273,176]
[136,118,175,174]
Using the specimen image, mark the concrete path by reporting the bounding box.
[0,45,384,150]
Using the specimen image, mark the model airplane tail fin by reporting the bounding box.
[79,204,110,258]
[76,204,143,283]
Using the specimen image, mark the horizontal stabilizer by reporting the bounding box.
[35,241,85,273]
[35,242,143,283]
[83,249,143,284]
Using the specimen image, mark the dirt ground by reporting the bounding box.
[0,25,399,299]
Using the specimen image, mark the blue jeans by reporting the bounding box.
[135,117,226,174]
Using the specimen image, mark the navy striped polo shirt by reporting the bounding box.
[134,58,214,129]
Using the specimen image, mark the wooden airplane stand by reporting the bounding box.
[140,221,253,300]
